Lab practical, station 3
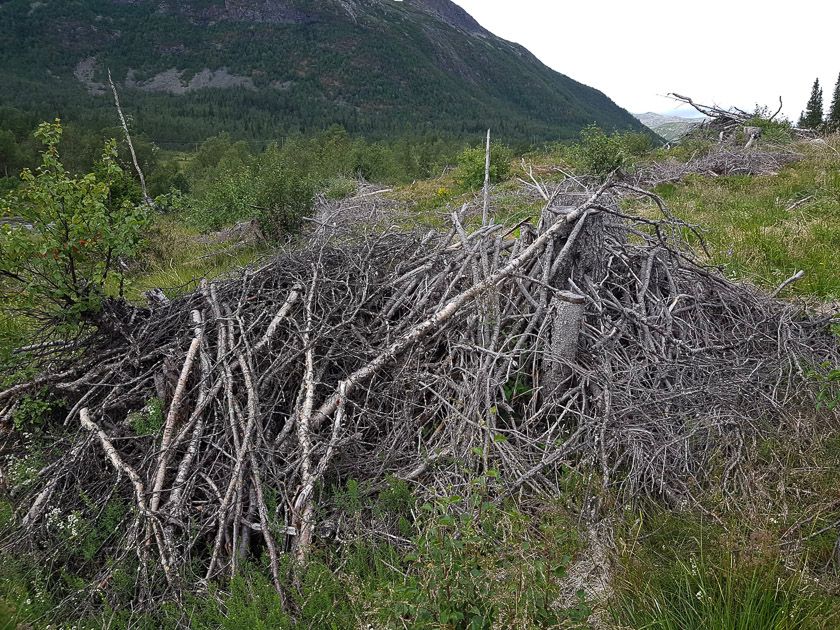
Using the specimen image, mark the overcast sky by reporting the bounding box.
[451,0,839,119]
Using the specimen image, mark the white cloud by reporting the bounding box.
[451,0,840,119]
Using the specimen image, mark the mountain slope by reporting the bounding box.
[635,112,705,142]
[0,0,644,145]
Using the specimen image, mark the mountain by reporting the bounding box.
[635,112,705,142]
[0,0,645,146]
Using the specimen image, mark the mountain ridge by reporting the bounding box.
[0,0,645,145]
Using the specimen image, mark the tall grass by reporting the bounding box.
[652,138,840,299]
[613,553,836,630]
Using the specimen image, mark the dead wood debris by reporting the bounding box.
[0,177,838,607]
[636,146,802,185]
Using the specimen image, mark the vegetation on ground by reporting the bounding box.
[1,109,839,629]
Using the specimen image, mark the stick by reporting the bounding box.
[149,310,204,515]
[772,270,805,297]
[309,179,612,432]
[107,70,153,207]
[482,129,491,227]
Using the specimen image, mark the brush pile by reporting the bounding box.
[637,146,802,185]
[1,177,837,605]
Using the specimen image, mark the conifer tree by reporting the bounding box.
[799,78,824,129]
[828,73,840,130]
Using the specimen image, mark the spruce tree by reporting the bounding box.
[828,73,840,129]
[799,78,824,129]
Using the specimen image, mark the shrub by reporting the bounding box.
[0,121,149,325]
[456,142,512,190]
[743,112,793,144]
[620,130,655,157]
[322,176,357,200]
[382,485,589,629]
[189,147,314,240]
[572,124,627,177]
[128,398,165,436]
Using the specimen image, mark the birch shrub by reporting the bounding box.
[0,120,149,325]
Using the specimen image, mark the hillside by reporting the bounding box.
[0,0,644,146]
[635,112,704,142]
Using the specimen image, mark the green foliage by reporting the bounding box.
[455,142,512,190]
[612,553,836,629]
[619,130,655,156]
[0,121,150,324]
[799,78,824,129]
[189,146,314,239]
[128,398,165,436]
[0,556,56,630]
[811,362,840,411]
[743,113,794,143]
[828,73,840,130]
[572,124,628,177]
[322,176,357,200]
[0,1,645,150]
[381,482,588,629]
[11,390,56,432]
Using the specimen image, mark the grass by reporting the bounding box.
[0,483,590,629]
[128,215,265,300]
[610,419,840,630]
[650,138,840,299]
[613,552,836,630]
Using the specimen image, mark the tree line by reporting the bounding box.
[798,74,840,130]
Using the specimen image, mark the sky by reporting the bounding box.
[451,0,840,120]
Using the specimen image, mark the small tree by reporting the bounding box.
[573,125,627,178]
[0,121,149,325]
[455,142,512,190]
[828,73,840,130]
[798,78,824,129]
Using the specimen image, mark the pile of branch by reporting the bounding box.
[637,145,802,185]
[669,93,816,142]
[669,92,758,137]
[1,178,837,608]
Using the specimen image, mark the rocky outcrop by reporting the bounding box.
[124,67,256,94]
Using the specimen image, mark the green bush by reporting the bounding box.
[322,176,358,200]
[380,484,588,629]
[0,121,149,325]
[743,113,794,144]
[620,130,655,156]
[128,398,165,436]
[455,142,512,190]
[572,124,627,177]
[11,390,57,432]
[188,144,314,240]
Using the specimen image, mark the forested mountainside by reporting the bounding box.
[0,0,644,146]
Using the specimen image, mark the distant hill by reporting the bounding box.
[635,112,705,142]
[0,0,645,146]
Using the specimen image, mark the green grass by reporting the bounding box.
[651,139,840,299]
[128,215,265,300]
[0,486,589,629]
[613,552,837,630]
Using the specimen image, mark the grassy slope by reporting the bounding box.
[653,139,840,300]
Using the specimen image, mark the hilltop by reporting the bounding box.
[0,0,644,146]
